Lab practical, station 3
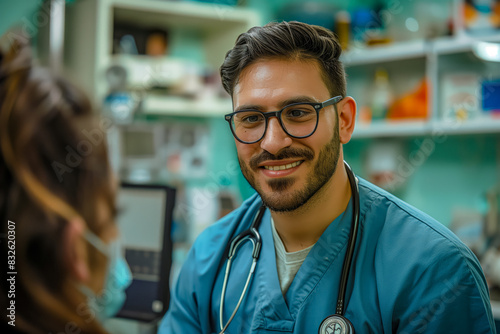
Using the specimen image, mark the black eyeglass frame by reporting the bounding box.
[224,95,343,144]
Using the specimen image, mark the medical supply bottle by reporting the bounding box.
[370,68,393,120]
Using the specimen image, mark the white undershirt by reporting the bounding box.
[271,218,314,296]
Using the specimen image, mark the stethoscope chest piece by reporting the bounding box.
[318,314,354,334]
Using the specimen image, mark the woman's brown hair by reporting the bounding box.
[0,36,115,333]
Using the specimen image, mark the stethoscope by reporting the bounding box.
[219,161,360,334]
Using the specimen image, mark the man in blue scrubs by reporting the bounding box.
[159,21,495,333]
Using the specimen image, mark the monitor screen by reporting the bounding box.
[115,183,175,322]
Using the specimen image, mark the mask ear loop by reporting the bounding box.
[82,230,129,285]
[76,229,110,298]
[78,230,132,319]
[84,230,111,256]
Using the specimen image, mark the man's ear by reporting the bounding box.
[62,218,90,283]
[337,96,357,144]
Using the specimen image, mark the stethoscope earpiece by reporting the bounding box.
[318,314,354,334]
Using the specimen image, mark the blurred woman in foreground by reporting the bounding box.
[0,36,130,333]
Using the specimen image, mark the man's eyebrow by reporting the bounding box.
[234,96,320,112]
[278,96,320,108]
[234,104,265,112]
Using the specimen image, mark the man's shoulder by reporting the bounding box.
[190,192,261,255]
[358,177,439,224]
[357,180,490,314]
[358,178,476,263]
[177,193,262,281]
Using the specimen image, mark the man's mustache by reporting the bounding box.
[249,148,314,169]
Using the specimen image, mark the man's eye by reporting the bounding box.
[285,108,314,118]
[239,113,263,124]
[244,115,260,122]
[289,109,307,117]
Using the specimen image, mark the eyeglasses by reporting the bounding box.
[224,96,343,144]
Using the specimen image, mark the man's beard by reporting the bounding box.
[238,123,341,212]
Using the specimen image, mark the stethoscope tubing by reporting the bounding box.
[336,161,360,315]
[219,206,265,333]
[219,243,257,333]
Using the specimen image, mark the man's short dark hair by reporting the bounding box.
[220,21,346,99]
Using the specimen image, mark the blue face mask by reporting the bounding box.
[80,230,132,320]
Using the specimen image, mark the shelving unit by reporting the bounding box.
[432,33,500,55]
[62,0,260,242]
[344,33,500,139]
[354,117,500,139]
[342,39,429,66]
[342,34,500,66]
[64,0,260,109]
[141,95,232,117]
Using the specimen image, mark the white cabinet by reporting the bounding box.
[64,0,260,116]
[344,33,500,139]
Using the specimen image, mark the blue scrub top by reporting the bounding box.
[159,178,496,333]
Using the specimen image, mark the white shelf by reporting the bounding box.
[342,33,500,66]
[141,95,232,117]
[352,117,500,139]
[342,40,428,66]
[111,0,259,32]
[432,33,500,55]
[431,117,500,135]
[353,120,430,138]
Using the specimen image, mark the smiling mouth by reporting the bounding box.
[263,161,303,171]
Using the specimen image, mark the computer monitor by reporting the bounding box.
[115,183,176,322]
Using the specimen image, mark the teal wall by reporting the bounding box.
[402,135,498,226]
[0,0,41,36]
[247,0,383,24]
[344,135,500,226]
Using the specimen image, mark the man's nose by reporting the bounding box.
[260,117,292,155]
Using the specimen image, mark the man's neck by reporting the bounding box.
[270,165,352,253]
